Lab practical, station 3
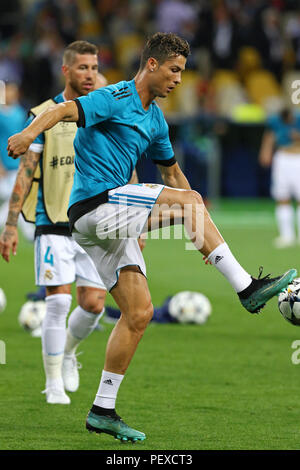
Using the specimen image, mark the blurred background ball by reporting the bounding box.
[168,291,212,324]
[18,300,46,335]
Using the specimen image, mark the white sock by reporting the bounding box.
[42,353,64,390]
[65,306,105,356]
[42,294,72,387]
[207,242,252,293]
[296,206,300,240]
[275,204,295,240]
[42,294,72,355]
[94,370,124,409]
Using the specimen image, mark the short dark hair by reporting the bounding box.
[63,40,98,66]
[139,32,190,69]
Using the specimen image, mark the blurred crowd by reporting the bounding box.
[1,0,300,119]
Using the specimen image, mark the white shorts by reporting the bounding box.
[72,183,164,291]
[271,151,300,201]
[34,233,106,289]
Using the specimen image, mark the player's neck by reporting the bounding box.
[134,73,155,111]
[63,86,80,102]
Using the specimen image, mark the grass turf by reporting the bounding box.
[1,198,300,450]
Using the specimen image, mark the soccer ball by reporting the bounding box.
[0,288,7,313]
[168,291,212,324]
[18,301,46,336]
[278,278,300,326]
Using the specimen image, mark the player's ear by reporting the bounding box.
[61,65,69,78]
[147,57,159,72]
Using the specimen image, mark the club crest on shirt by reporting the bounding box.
[44,269,53,280]
[144,184,159,189]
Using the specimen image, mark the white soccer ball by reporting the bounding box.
[18,301,46,335]
[278,277,300,326]
[0,288,7,313]
[168,291,212,324]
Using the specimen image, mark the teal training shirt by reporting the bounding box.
[267,112,300,147]
[69,79,175,210]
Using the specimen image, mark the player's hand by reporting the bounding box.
[202,255,212,265]
[0,225,19,262]
[7,132,32,159]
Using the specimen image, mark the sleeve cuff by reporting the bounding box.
[152,156,176,167]
[74,99,86,128]
[29,143,44,153]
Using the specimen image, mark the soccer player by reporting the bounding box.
[6,33,297,441]
[259,107,300,248]
[0,41,108,405]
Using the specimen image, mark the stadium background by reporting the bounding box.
[3,0,300,199]
[1,0,300,452]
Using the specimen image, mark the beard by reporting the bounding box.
[69,79,90,97]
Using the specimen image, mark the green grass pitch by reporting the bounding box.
[1,199,300,450]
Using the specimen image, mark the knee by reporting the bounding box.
[126,301,154,335]
[78,288,106,314]
[45,293,72,324]
[185,190,204,206]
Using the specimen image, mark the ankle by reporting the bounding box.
[91,404,118,418]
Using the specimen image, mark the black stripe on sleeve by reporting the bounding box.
[74,99,86,128]
[152,156,177,167]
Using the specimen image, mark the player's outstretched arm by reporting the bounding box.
[7,101,79,159]
[259,130,275,168]
[157,162,191,190]
[0,150,40,262]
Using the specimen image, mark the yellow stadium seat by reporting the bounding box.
[114,33,144,71]
[211,70,240,92]
[102,68,123,85]
[245,70,282,107]
[237,47,262,80]
[157,70,201,117]
[77,0,102,38]
[174,70,202,116]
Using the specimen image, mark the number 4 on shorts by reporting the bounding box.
[44,246,54,266]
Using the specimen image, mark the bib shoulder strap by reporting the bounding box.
[30,99,56,117]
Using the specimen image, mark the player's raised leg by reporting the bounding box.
[86,266,149,442]
[149,187,297,313]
